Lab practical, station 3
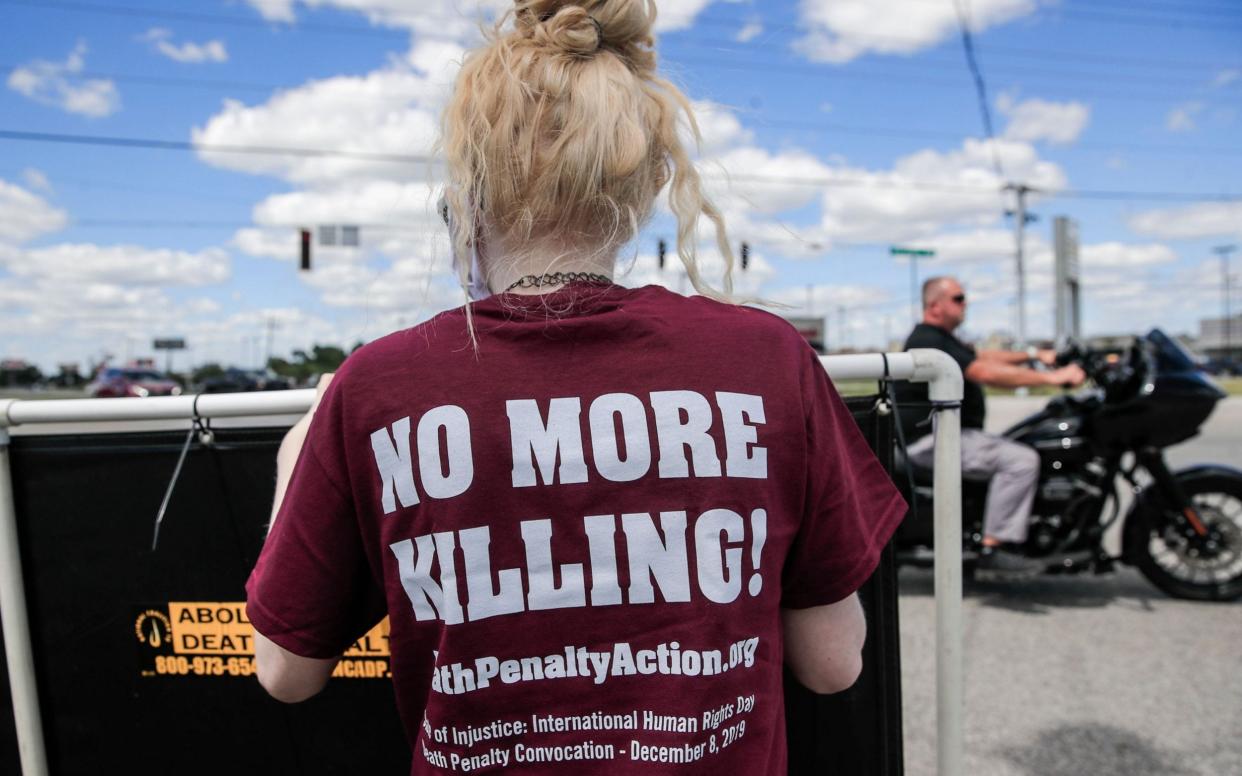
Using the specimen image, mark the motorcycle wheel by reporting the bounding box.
[1131,474,1242,602]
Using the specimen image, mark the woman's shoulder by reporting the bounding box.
[333,308,469,376]
[637,285,813,352]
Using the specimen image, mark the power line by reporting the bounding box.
[3,128,1238,202]
[1072,0,1242,20]
[6,0,1239,73]
[0,0,409,39]
[1053,8,1242,32]
[0,128,441,164]
[4,55,1237,158]
[0,66,281,95]
[663,55,1224,105]
[692,2,1242,35]
[4,0,1237,108]
[951,0,1004,179]
[18,53,1226,107]
[753,117,1242,158]
[672,38,1236,90]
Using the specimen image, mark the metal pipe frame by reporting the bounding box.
[0,349,963,776]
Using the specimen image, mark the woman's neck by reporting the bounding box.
[480,234,617,295]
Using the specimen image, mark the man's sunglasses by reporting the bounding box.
[950,294,967,304]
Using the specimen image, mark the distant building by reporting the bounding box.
[0,358,41,388]
[784,316,826,354]
[1198,314,1242,359]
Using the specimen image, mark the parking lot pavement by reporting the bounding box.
[898,567,1242,776]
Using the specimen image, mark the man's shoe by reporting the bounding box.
[975,546,1044,580]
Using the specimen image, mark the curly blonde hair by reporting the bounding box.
[440,0,745,331]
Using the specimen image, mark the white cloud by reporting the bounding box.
[192,55,448,183]
[233,227,299,261]
[141,28,229,64]
[688,100,755,156]
[997,94,1090,145]
[298,257,451,311]
[1079,242,1177,269]
[817,137,1067,242]
[21,168,52,193]
[6,42,120,118]
[244,0,505,36]
[705,147,836,215]
[793,0,1039,64]
[0,180,68,244]
[238,181,462,316]
[1166,101,1203,132]
[1214,68,1239,88]
[657,0,724,32]
[736,20,764,43]
[251,180,441,230]
[5,244,231,286]
[246,0,297,23]
[900,228,1020,265]
[1127,201,1242,241]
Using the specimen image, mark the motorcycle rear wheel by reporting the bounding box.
[1132,474,1242,602]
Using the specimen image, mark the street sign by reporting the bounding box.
[891,247,937,325]
[152,339,186,351]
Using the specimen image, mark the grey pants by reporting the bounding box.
[906,428,1041,544]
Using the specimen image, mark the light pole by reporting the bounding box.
[1217,245,1238,360]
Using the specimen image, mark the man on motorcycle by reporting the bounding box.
[899,276,1087,576]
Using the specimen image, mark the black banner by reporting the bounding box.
[0,395,901,775]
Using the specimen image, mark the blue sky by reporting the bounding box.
[1,0,1239,372]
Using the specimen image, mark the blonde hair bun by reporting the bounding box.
[528,6,603,56]
[517,1,655,60]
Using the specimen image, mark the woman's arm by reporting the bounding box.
[781,593,867,694]
[254,374,340,703]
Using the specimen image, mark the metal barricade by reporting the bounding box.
[0,350,962,776]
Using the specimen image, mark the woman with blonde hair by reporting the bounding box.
[247,1,905,772]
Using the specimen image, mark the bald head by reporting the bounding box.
[922,276,967,331]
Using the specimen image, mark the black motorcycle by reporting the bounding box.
[892,329,1242,601]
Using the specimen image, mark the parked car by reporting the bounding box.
[87,368,183,398]
[198,368,292,394]
[1199,358,1242,377]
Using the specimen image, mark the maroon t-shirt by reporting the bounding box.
[247,282,906,774]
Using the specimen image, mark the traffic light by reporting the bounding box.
[741,242,750,271]
[658,238,667,270]
[300,229,311,271]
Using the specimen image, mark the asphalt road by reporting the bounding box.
[898,397,1242,776]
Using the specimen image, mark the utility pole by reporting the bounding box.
[264,317,279,371]
[1004,183,1039,350]
[1218,245,1239,360]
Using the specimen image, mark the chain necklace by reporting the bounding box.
[504,272,614,292]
